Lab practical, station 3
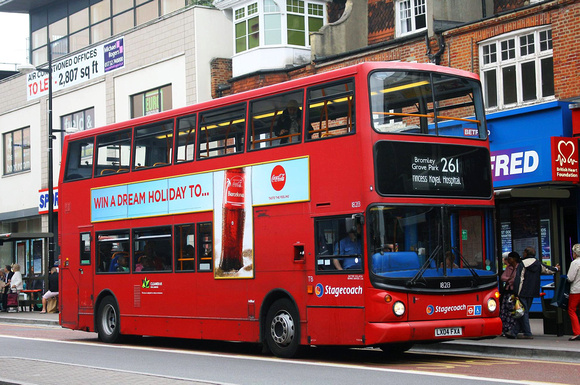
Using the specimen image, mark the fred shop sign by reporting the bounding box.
[490,137,579,188]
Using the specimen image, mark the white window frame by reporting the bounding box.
[395,0,427,37]
[232,0,326,53]
[479,27,554,111]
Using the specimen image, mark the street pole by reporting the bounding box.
[47,46,55,269]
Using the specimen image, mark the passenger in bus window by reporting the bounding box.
[275,100,302,144]
[440,252,459,269]
[98,243,113,272]
[116,255,129,272]
[333,227,362,270]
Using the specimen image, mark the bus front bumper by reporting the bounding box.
[366,317,502,345]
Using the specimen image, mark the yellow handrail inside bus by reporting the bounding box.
[374,111,480,124]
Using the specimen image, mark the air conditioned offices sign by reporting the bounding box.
[25,37,125,101]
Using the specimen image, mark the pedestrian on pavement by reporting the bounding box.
[10,264,23,292]
[1,265,13,312]
[507,247,559,339]
[568,243,580,341]
[0,270,6,311]
[500,251,520,336]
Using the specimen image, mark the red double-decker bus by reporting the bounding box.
[58,62,501,358]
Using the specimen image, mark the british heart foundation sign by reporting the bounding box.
[551,137,579,183]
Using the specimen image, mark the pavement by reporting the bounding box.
[0,310,579,384]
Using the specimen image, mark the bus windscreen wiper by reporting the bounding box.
[407,244,441,287]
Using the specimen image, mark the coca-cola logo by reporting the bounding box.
[271,165,286,191]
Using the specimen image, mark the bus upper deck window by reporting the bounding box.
[133,120,173,170]
[198,104,246,159]
[64,138,94,181]
[370,71,484,138]
[307,79,355,140]
[95,129,132,177]
[249,90,304,150]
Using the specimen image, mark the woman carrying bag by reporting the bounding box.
[500,252,520,336]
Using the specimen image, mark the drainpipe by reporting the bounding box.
[425,34,445,65]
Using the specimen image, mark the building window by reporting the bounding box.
[264,0,281,45]
[480,27,554,110]
[396,0,426,37]
[61,107,96,132]
[131,85,173,118]
[30,1,189,66]
[3,127,31,175]
[287,0,323,46]
[232,0,324,53]
[235,2,259,53]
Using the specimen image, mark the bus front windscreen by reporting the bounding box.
[370,70,485,138]
[367,205,497,290]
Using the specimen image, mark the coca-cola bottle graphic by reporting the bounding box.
[220,168,245,271]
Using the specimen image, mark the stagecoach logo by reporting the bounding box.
[426,304,477,316]
[315,283,363,298]
[270,165,286,191]
[315,283,324,297]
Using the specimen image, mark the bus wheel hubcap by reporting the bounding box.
[271,311,294,346]
[104,305,116,334]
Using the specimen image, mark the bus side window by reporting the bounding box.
[133,227,172,272]
[197,222,213,272]
[96,232,129,273]
[249,90,304,150]
[80,233,91,266]
[315,216,362,273]
[133,120,173,170]
[175,114,196,163]
[198,104,246,159]
[175,223,195,272]
[307,79,355,140]
[64,139,94,181]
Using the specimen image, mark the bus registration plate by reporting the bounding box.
[435,327,462,337]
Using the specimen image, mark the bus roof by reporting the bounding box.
[64,61,480,141]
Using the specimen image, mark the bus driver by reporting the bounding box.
[333,227,362,270]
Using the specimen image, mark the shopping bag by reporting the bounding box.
[47,297,58,313]
[6,292,18,307]
[550,276,570,310]
[511,296,525,319]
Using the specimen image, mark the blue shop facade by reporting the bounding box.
[488,101,579,315]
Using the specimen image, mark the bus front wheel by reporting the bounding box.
[97,296,121,343]
[265,299,300,358]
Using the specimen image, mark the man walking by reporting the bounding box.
[507,247,559,339]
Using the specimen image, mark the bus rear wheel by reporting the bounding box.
[265,299,300,358]
[97,296,121,343]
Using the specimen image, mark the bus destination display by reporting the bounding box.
[375,141,492,199]
[411,154,463,191]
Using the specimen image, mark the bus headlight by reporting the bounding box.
[393,301,406,317]
[487,298,497,312]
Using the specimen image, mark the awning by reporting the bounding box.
[494,187,571,199]
[0,232,53,244]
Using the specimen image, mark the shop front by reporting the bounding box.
[488,101,578,320]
